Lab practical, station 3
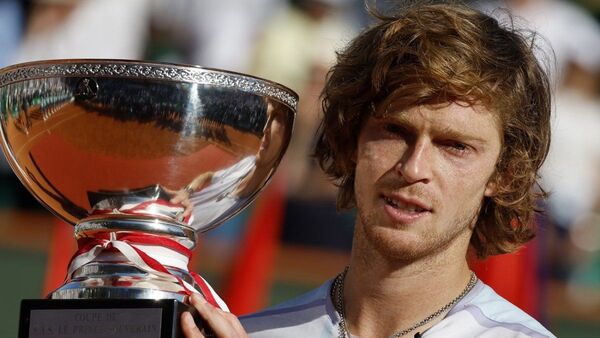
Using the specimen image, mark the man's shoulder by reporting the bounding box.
[428,280,556,338]
[240,280,338,337]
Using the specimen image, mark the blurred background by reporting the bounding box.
[0,0,599,336]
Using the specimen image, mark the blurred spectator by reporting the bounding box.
[148,0,282,72]
[14,0,151,63]
[475,0,600,315]
[251,0,355,195]
[0,0,23,172]
[250,0,358,249]
[476,0,600,236]
[475,0,600,86]
[544,85,600,230]
[0,0,23,67]
[251,0,354,93]
[0,0,25,206]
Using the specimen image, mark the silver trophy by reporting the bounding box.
[0,59,296,338]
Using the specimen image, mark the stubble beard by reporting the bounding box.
[356,201,480,264]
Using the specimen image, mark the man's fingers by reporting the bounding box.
[190,295,234,333]
[189,294,248,338]
[181,311,205,338]
[224,311,247,335]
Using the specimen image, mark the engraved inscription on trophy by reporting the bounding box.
[29,308,162,338]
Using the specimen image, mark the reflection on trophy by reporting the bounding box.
[0,59,296,338]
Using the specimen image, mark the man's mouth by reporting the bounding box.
[383,197,423,213]
[381,194,432,214]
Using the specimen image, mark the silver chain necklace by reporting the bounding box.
[331,267,478,338]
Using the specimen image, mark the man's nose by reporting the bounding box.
[396,140,433,183]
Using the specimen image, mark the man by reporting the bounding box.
[182,2,556,337]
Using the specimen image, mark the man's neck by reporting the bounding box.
[341,235,472,337]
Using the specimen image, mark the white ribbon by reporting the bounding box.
[67,233,229,311]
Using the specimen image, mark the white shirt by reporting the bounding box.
[240,278,556,338]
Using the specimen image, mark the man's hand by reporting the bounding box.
[181,294,249,338]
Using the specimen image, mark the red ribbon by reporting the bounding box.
[68,232,220,308]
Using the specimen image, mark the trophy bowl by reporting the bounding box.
[0,59,296,337]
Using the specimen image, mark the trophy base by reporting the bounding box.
[19,299,210,338]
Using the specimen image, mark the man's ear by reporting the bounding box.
[484,177,497,197]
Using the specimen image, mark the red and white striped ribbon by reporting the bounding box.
[67,232,228,311]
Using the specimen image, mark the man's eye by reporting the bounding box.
[382,123,405,135]
[442,141,470,154]
[451,142,467,150]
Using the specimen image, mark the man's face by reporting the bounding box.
[353,102,502,261]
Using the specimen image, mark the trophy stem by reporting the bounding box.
[49,217,226,311]
[75,216,197,249]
